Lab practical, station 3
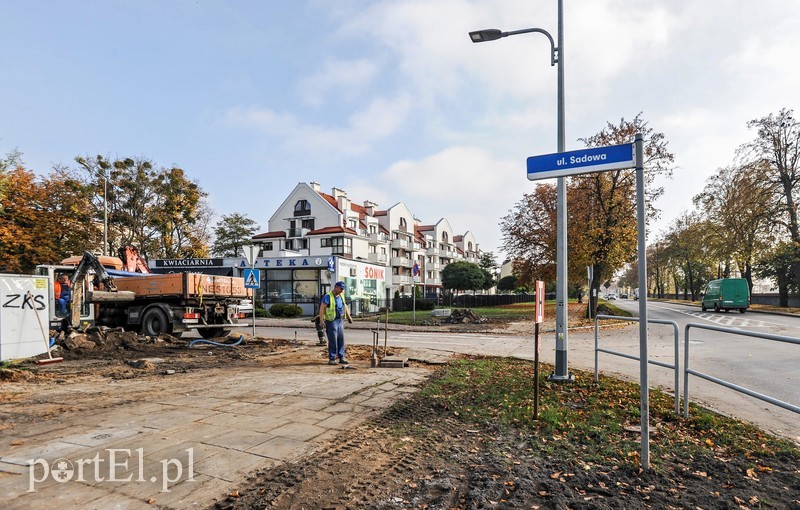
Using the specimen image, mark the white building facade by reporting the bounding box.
[250,182,483,308]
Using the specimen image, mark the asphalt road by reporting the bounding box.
[242,308,799,443]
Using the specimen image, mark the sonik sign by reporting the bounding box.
[527,143,635,180]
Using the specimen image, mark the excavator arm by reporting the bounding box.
[67,251,135,329]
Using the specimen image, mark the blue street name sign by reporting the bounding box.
[243,268,260,289]
[527,143,635,180]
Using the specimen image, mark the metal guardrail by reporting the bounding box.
[683,323,800,418]
[594,314,681,414]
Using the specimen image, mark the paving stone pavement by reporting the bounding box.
[0,359,436,509]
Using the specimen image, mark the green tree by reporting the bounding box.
[692,163,776,289]
[441,261,485,294]
[497,275,517,292]
[500,183,557,286]
[154,166,211,258]
[741,108,800,243]
[212,213,260,257]
[662,212,715,300]
[75,155,213,259]
[570,114,675,316]
[755,241,799,307]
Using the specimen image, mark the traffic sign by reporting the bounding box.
[527,143,634,180]
[241,245,258,267]
[243,268,260,289]
[535,280,545,324]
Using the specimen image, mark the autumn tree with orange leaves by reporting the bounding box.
[501,114,674,316]
[0,155,99,273]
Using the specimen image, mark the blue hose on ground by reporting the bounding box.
[188,335,244,348]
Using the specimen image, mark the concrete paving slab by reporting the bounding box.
[58,426,146,448]
[315,412,362,430]
[245,435,315,461]
[0,440,88,466]
[7,480,107,510]
[135,408,209,431]
[263,406,331,425]
[192,448,274,482]
[78,491,155,509]
[197,412,291,432]
[267,421,326,442]
[199,428,273,452]
[145,473,233,509]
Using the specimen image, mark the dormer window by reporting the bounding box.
[294,199,311,217]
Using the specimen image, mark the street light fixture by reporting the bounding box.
[470,0,573,381]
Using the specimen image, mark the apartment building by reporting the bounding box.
[248,181,482,311]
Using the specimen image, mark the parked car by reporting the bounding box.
[607,293,617,300]
[620,294,628,299]
[701,278,749,313]
[237,299,253,317]
[277,292,306,302]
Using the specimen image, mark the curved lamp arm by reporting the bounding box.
[469,28,558,66]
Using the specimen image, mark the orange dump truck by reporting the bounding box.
[36,254,248,338]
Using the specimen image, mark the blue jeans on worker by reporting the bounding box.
[56,298,69,316]
[325,319,345,361]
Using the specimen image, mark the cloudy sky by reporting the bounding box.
[2,1,798,258]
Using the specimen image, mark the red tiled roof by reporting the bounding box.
[253,231,286,239]
[308,226,359,235]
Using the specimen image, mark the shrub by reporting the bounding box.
[393,296,435,311]
[269,303,302,318]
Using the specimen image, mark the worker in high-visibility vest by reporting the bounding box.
[318,281,353,365]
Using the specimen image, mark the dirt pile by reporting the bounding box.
[47,326,185,360]
[444,309,487,324]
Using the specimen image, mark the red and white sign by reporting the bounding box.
[534,280,545,324]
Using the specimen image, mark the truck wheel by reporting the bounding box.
[739,308,746,314]
[701,304,706,311]
[141,308,172,336]
[199,327,227,339]
[713,303,720,313]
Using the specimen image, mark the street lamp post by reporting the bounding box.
[103,169,108,257]
[470,0,572,380]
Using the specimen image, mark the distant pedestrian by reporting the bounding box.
[318,281,353,365]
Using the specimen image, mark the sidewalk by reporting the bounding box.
[0,348,436,509]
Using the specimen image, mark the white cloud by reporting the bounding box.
[297,58,379,107]
[347,146,522,253]
[220,93,411,157]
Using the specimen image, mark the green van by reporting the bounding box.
[701,278,750,313]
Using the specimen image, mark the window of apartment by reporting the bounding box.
[294,200,311,216]
[468,242,473,251]
[301,218,315,230]
[441,232,448,243]
[322,236,352,255]
[259,242,273,251]
[284,240,294,250]
[297,239,308,250]
[348,219,357,230]
[369,225,377,234]
[399,217,407,231]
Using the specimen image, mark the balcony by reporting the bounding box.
[427,246,439,256]
[368,232,388,244]
[391,238,410,250]
[287,228,309,238]
[392,274,412,285]
[368,253,388,264]
[390,256,411,267]
[424,277,442,286]
[293,208,311,217]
